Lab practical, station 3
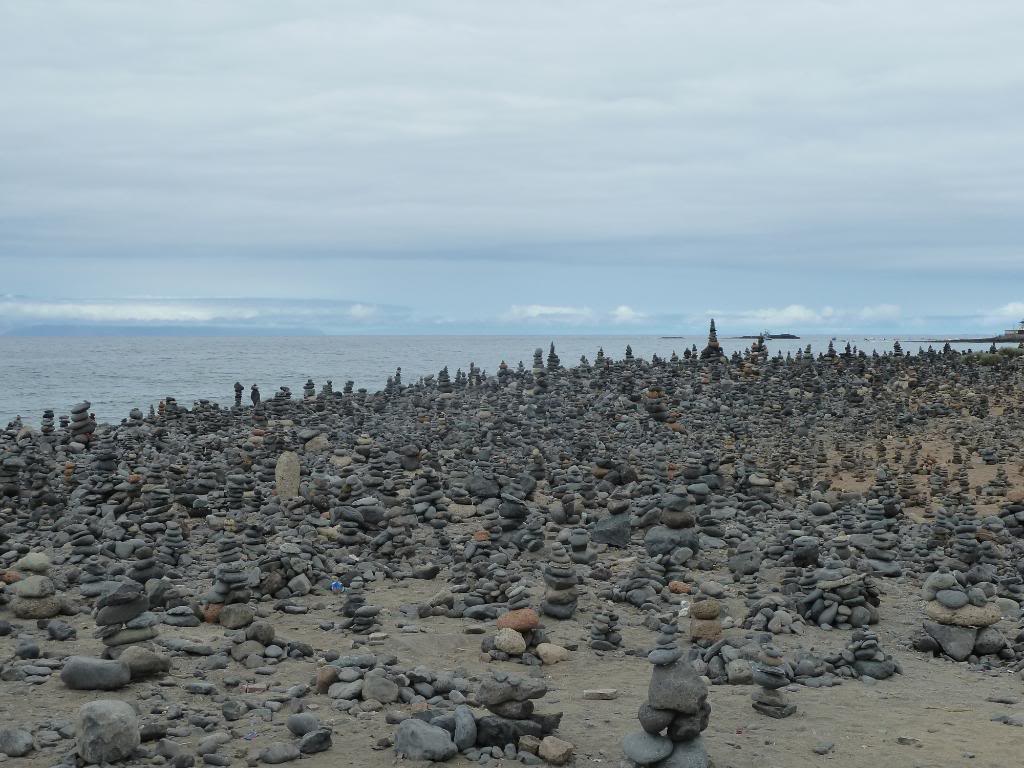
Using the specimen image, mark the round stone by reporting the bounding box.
[622,731,673,765]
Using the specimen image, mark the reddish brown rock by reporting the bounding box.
[497,608,540,632]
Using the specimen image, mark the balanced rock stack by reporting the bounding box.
[475,670,563,748]
[203,535,255,609]
[592,494,632,548]
[590,608,623,651]
[566,527,596,565]
[10,574,62,619]
[621,619,712,768]
[687,592,723,646]
[750,644,796,718]
[918,566,1005,661]
[341,579,382,635]
[645,489,699,561]
[69,400,93,444]
[540,543,579,619]
[94,580,157,658]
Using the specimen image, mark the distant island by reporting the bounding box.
[661,331,799,340]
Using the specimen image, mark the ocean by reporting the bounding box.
[0,334,1008,425]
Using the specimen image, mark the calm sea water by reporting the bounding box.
[0,334,1007,425]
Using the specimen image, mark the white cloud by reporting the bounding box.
[984,302,1024,323]
[503,304,595,323]
[347,303,377,319]
[0,297,397,329]
[706,304,904,330]
[610,305,646,324]
[857,304,902,320]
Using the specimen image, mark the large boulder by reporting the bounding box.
[394,718,457,761]
[925,601,1001,628]
[922,621,977,661]
[275,451,301,499]
[77,700,139,764]
[61,656,131,690]
[592,512,631,548]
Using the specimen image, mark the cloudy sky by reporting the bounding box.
[2,1,1022,335]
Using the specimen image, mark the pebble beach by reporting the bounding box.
[2,325,1024,767]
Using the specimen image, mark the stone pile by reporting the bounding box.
[621,618,712,768]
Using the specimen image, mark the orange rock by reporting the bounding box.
[201,603,224,623]
[472,530,490,542]
[668,581,691,594]
[315,666,339,693]
[496,608,540,632]
[1,570,22,584]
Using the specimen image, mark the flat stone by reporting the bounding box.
[622,731,673,765]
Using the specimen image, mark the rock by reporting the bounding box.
[77,700,139,764]
[494,627,528,655]
[536,643,569,664]
[11,595,61,619]
[974,626,1007,655]
[622,731,673,765]
[0,728,34,757]
[394,718,457,761]
[496,608,540,632]
[287,713,320,737]
[118,646,171,679]
[453,704,477,750]
[14,552,49,574]
[583,689,619,700]
[275,451,301,499]
[660,736,710,768]
[725,659,753,685]
[259,742,300,764]
[362,672,400,703]
[539,735,574,765]
[923,621,977,661]
[299,729,332,755]
[925,601,1001,628]
[592,512,631,548]
[218,603,255,629]
[61,656,131,690]
[648,661,707,713]
[13,574,54,598]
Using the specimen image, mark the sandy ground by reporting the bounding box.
[4,548,1022,768]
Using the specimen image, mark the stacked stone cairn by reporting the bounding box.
[750,644,795,718]
[621,618,712,768]
[94,580,157,658]
[540,543,578,619]
[916,566,1007,661]
[687,591,723,647]
[589,607,623,651]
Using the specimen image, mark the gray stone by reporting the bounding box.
[77,700,140,764]
[648,661,707,713]
[61,656,131,691]
[453,704,477,750]
[622,731,673,765]
[361,672,400,703]
[0,728,34,758]
[287,713,320,737]
[660,736,710,768]
[923,621,977,662]
[275,452,301,500]
[218,603,255,629]
[394,718,457,761]
[299,729,332,754]
[259,742,300,763]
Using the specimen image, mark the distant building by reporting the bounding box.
[1003,320,1024,338]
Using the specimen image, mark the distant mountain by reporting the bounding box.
[2,324,324,337]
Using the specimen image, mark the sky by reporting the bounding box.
[1,1,1023,335]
